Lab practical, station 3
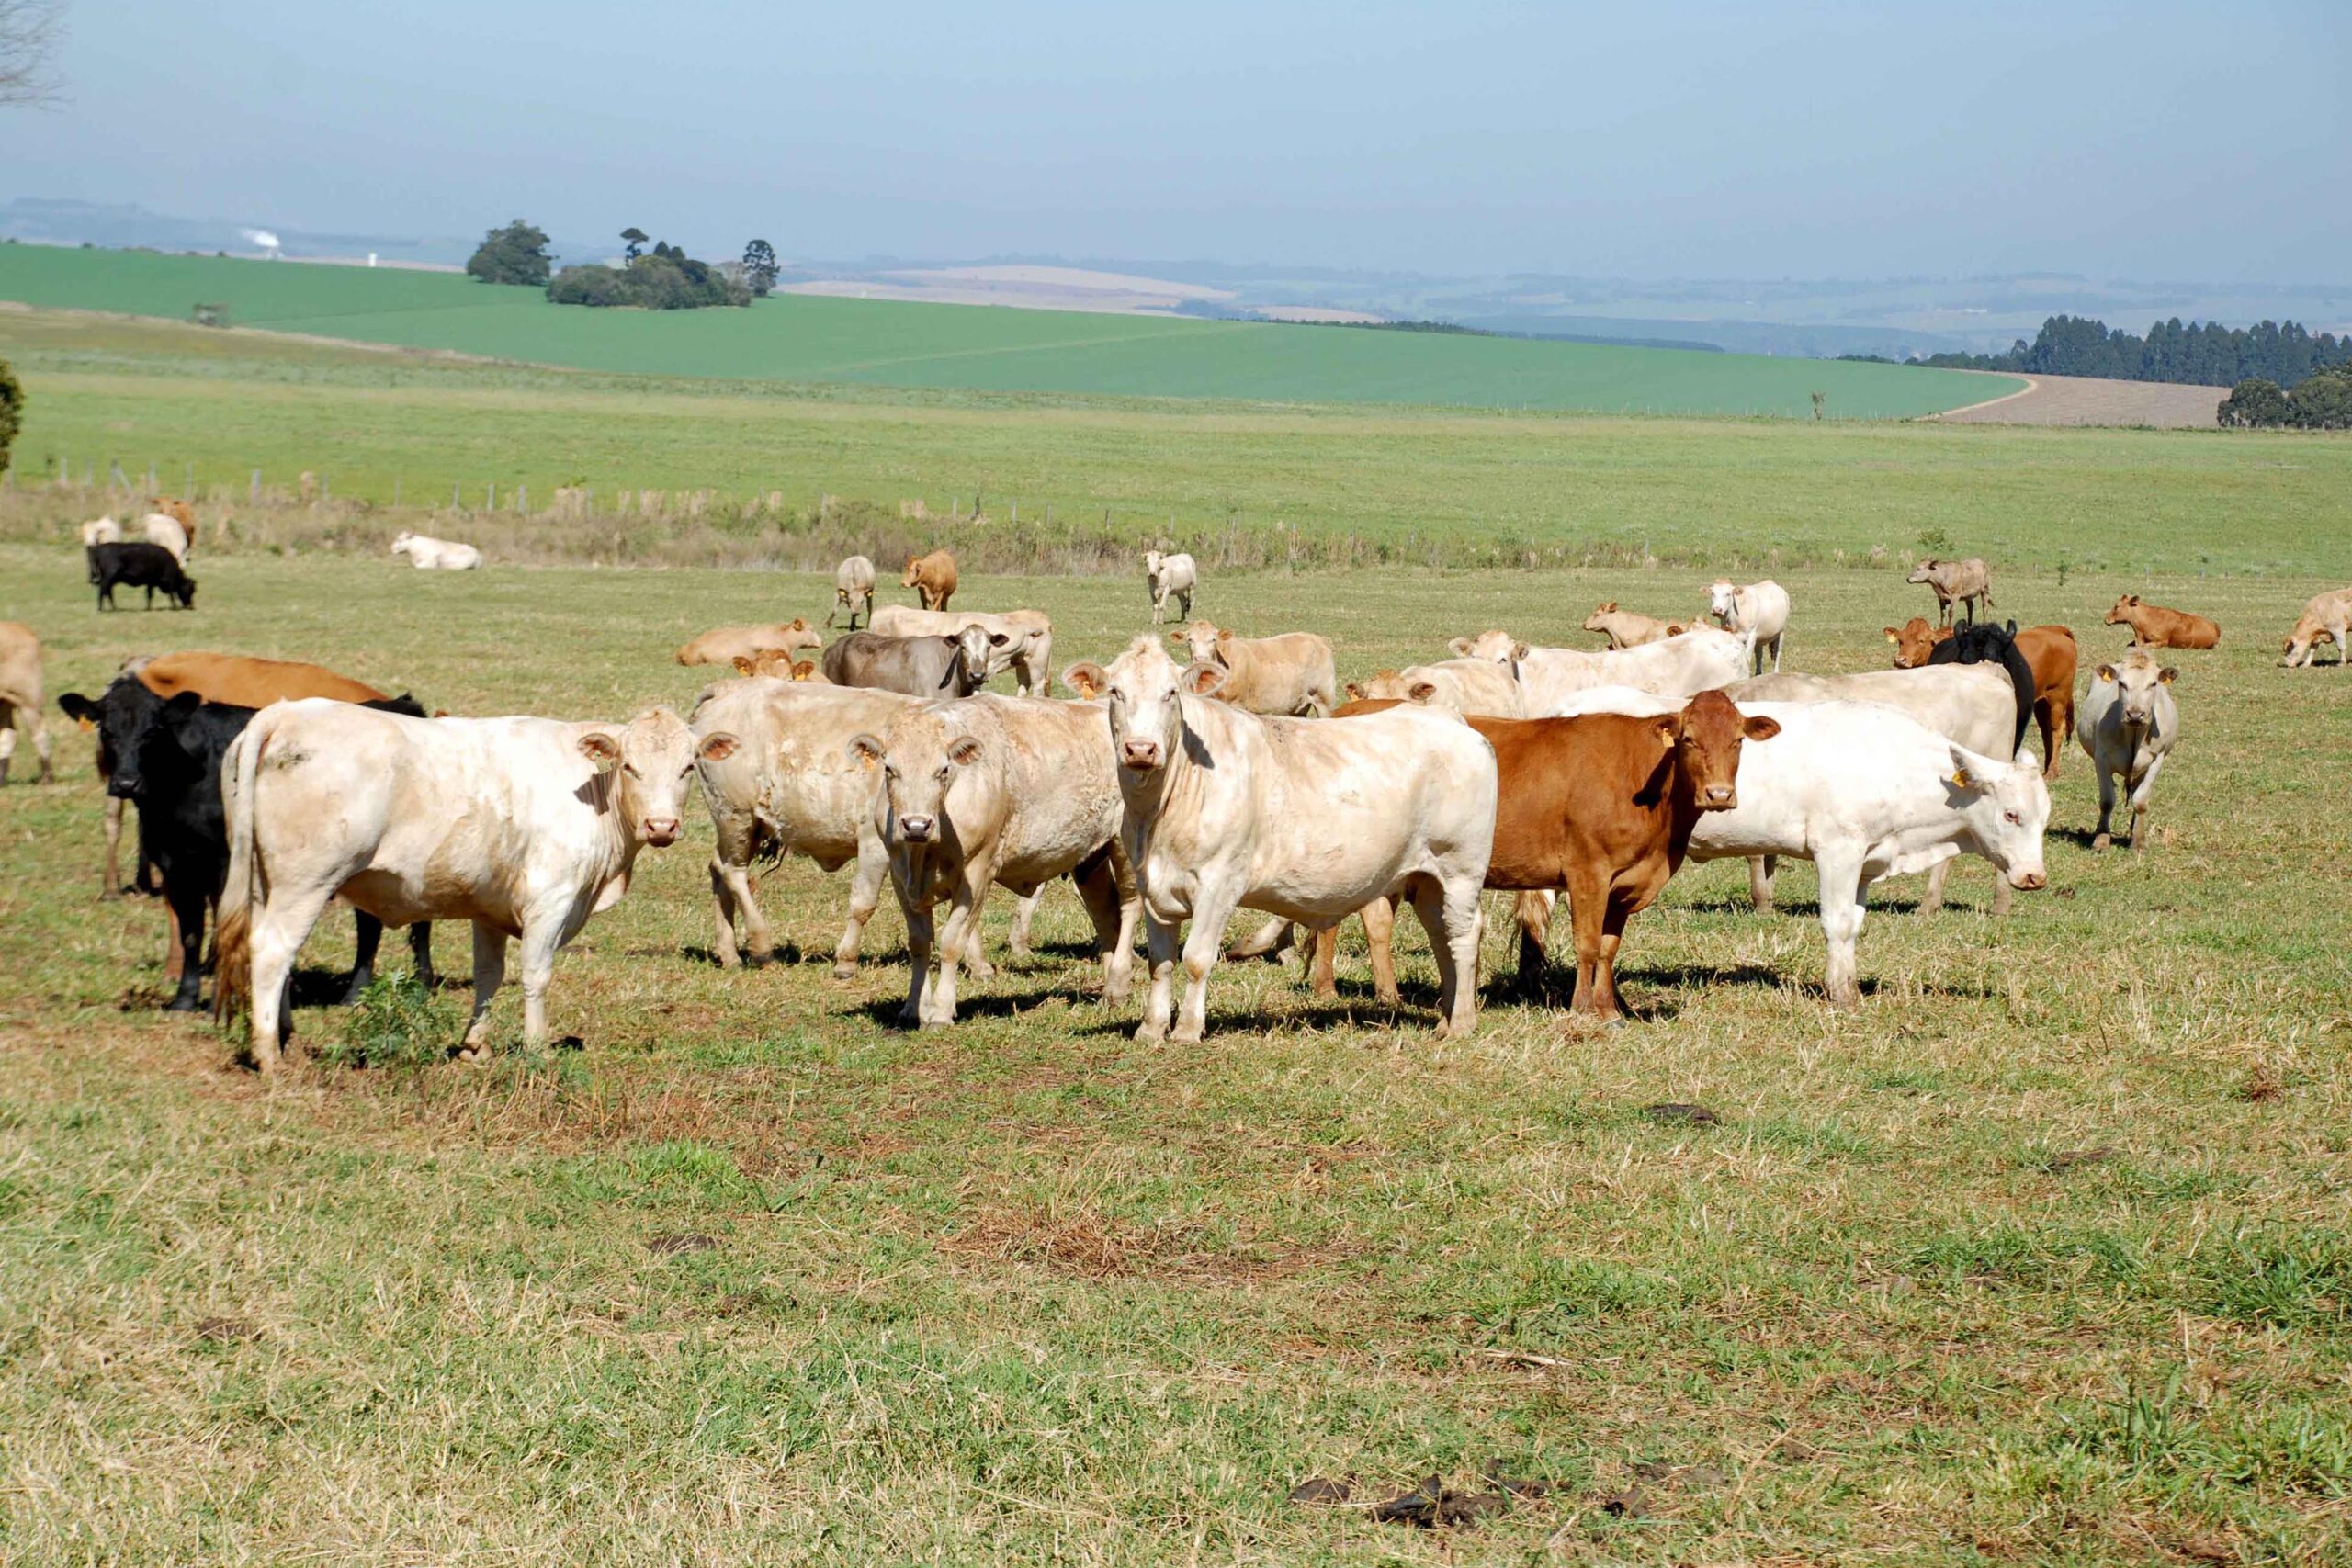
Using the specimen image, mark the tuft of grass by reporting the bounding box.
[319,976,456,1070]
[2191,1225,2352,1330]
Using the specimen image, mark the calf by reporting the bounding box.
[0,622,54,785]
[1908,558,1993,626]
[851,694,1139,1026]
[1453,625,1752,711]
[871,604,1054,696]
[1144,550,1198,624]
[2077,652,2179,852]
[2106,594,2220,650]
[830,555,877,628]
[675,620,822,669]
[1063,637,1497,1043]
[1344,659,1519,717]
[390,531,482,570]
[1582,602,1686,649]
[1706,579,1790,673]
[216,704,707,1070]
[901,548,958,611]
[1176,622,1336,716]
[731,651,826,682]
[2280,587,2352,668]
[89,542,197,611]
[821,626,994,697]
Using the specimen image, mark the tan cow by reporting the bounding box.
[0,622,54,786]
[1705,579,1790,673]
[1581,602,1686,649]
[675,620,822,669]
[1176,622,1335,716]
[2105,594,2220,650]
[731,651,828,682]
[902,549,958,611]
[1907,558,1993,626]
[2280,587,2352,668]
[830,555,877,629]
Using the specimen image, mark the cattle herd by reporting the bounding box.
[3,527,2349,1075]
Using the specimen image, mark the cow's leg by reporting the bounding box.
[1512,889,1555,992]
[248,886,338,1073]
[1226,915,1294,961]
[163,893,186,987]
[1007,885,1043,960]
[1815,850,1869,1008]
[927,874,990,1028]
[1414,874,1482,1039]
[1361,896,1401,1006]
[2128,756,2166,853]
[1071,847,1134,1005]
[513,919,563,1048]
[1136,914,1182,1043]
[1308,925,1339,999]
[164,879,207,1012]
[1990,868,2014,918]
[834,831,888,978]
[2091,763,2118,852]
[0,709,14,785]
[459,922,508,1058]
[343,911,385,1004]
[1921,859,1948,916]
[2036,700,2062,779]
[1747,855,1777,912]
[1170,887,1239,1044]
[1769,632,1783,674]
[410,922,436,990]
[707,856,744,969]
[1565,878,1611,1014]
[1595,896,1636,1018]
[899,900,935,1029]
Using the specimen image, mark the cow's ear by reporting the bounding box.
[2158,667,2178,685]
[846,733,885,768]
[1742,715,1781,741]
[1407,681,1441,705]
[731,655,758,677]
[1446,637,1473,658]
[1060,662,1108,700]
[1946,746,1977,791]
[697,731,740,763]
[2095,663,2118,683]
[58,693,98,726]
[1216,628,1233,642]
[1344,682,1365,701]
[162,691,203,723]
[1183,663,1228,697]
[1652,716,1682,750]
[989,631,1012,646]
[790,660,818,682]
[1883,628,1900,642]
[1511,641,1532,663]
[789,617,808,631]
[946,735,984,767]
[578,730,622,770]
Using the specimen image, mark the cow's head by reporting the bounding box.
[2097,656,2175,729]
[1944,747,2050,891]
[579,707,710,849]
[390,531,414,557]
[1706,581,1738,624]
[1176,621,1227,667]
[1449,629,1524,665]
[172,573,198,609]
[1581,603,1617,636]
[1065,635,1218,774]
[1656,689,1779,811]
[901,556,925,587]
[1347,669,1415,703]
[2104,594,2143,626]
[780,617,820,651]
[1144,548,1165,578]
[57,677,175,799]
[848,712,982,845]
[1906,560,1939,584]
[943,624,994,694]
[1883,616,1945,669]
[2280,619,2334,665]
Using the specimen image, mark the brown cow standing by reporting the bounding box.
[2106,594,2220,650]
[902,549,958,612]
[1886,617,2077,777]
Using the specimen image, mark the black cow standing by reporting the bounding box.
[56,678,435,1013]
[87,542,198,611]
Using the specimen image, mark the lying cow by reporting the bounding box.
[1145,550,1198,625]
[1176,623,1336,716]
[902,548,957,611]
[216,703,707,1069]
[89,542,197,611]
[1706,579,1790,674]
[1908,558,1993,626]
[390,531,482,570]
[871,604,1055,696]
[1064,637,1497,1043]
[1453,625,1751,710]
[675,619,822,670]
[1582,602,1686,649]
[2106,594,2220,650]
[851,694,1139,1026]
[0,622,54,786]
[831,555,876,628]
[2077,652,2179,852]
[731,651,826,682]
[821,626,994,698]
[2280,587,2352,668]
[1345,659,1520,717]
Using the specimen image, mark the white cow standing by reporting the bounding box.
[1065,637,1497,1043]
[391,530,483,570]
[80,516,123,547]
[140,513,190,563]
[1144,550,1198,625]
[830,554,877,629]
[1452,625,1753,710]
[1706,579,1789,674]
[2076,651,2179,852]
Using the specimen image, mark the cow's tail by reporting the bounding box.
[211,714,271,1025]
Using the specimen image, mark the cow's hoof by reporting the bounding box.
[1170,1025,1204,1045]
[743,951,772,971]
[2091,833,2112,852]
[1134,1021,1168,1044]
[164,995,201,1014]
[831,963,859,981]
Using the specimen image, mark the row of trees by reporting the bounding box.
[1927,315,2352,389]
[2218,370,2352,430]
[465,222,781,308]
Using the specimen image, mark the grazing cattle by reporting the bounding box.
[1062,637,1497,1043]
[0,622,54,786]
[1454,625,1752,711]
[80,516,121,548]
[2280,587,2352,668]
[851,694,1139,1026]
[1889,617,2076,772]
[1174,622,1336,716]
[1582,602,1687,649]
[1345,659,1521,717]
[901,549,958,611]
[871,604,1055,696]
[140,513,189,563]
[215,704,706,1070]
[1144,549,1199,625]
[390,531,482,570]
[1706,579,1790,674]
[2077,652,2179,853]
[1907,558,1994,626]
[2106,594,2220,650]
[675,620,822,670]
[88,542,197,610]
[830,555,877,628]
[820,626,994,698]
[56,678,434,1011]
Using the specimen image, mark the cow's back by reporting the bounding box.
[0,623,40,704]
[140,651,385,706]
[704,681,926,862]
[1732,665,2012,760]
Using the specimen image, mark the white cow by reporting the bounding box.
[1706,579,1790,674]
[1064,637,1497,1043]
[80,516,123,547]
[2076,652,2179,853]
[850,694,1138,1026]
[391,531,483,570]
[1176,622,1336,716]
[1144,550,1198,625]
[830,554,877,629]
[214,702,707,1071]
[1344,658,1521,717]
[1453,625,1752,711]
[868,604,1055,696]
[139,513,189,563]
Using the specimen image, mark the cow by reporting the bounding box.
[1927,620,2038,755]
[2106,594,2220,650]
[2280,588,2352,668]
[56,677,435,1011]
[1582,603,1687,649]
[871,604,1055,696]
[80,516,122,548]
[830,555,877,628]
[0,622,54,786]
[214,704,707,1071]
[2077,652,2179,853]
[88,542,196,611]
[820,626,994,698]
[140,513,189,563]
[1705,579,1790,674]
[731,651,828,682]
[1344,659,1520,717]
[1173,622,1336,716]
[390,531,482,570]
[901,549,957,611]
[1453,625,1752,711]
[1883,615,1952,668]
[1061,637,1497,1043]
[675,620,822,670]
[1907,558,1994,626]
[1144,550,1198,625]
[1889,617,2076,772]
[850,694,1139,1026]
[151,496,198,553]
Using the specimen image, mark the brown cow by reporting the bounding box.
[1887,617,2077,777]
[1311,689,1778,1014]
[675,619,821,669]
[135,651,387,707]
[902,549,958,612]
[2106,594,2220,650]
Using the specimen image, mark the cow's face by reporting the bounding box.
[901,557,923,587]
[581,707,708,848]
[58,677,173,798]
[1144,549,1165,578]
[2098,657,2174,728]
[1906,561,1938,584]
[849,715,981,845]
[2104,595,2140,626]
[1707,581,1738,623]
[390,532,413,557]
[948,625,995,691]
[1177,622,1227,666]
[1948,749,2050,890]
[1665,689,1779,810]
[1883,617,1943,669]
[1087,635,1220,774]
[1581,603,1616,635]
[1449,629,1521,665]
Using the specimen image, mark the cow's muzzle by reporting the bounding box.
[1702,784,1736,808]
[1120,739,1163,771]
[640,818,682,847]
[898,815,936,842]
[2008,868,2047,891]
[2123,707,2150,726]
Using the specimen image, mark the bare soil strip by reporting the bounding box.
[1925,370,2227,428]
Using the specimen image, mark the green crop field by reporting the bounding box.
[0,243,2020,418]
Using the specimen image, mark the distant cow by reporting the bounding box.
[89,542,196,611]
[140,513,189,563]
[731,651,827,682]
[1582,603,1686,649]
[2106,594,2220,650]
[0,622,54,786]
[1453,625,1752,711]
[1175,622,1335,716]
[820,626,994,699]
[80,516,122,549]
[1908,558,1993,626]
[1343,659,1521,717]
[871,604,1055,696]
[901,549,957,611]
[152,496,198,552]
[1144,550,1198,625]
[830,555,877,628]
[1706,579,1790,674]
[2077,652,2179,853]
[390,531,482,570]
[2280,587,2352,668]
[675,620,822,670]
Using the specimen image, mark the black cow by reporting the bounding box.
[88,542,198,611]
[1929,619,2037,756]
[57,678,435,1012]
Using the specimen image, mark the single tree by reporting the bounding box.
[0,0,64,108]
[2217,378,2289,429]
[465,220,552,287]
[741,239,779,298]
[621,227,649,264]
[0,354,24,477]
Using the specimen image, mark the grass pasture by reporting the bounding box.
[3,541,2350,1564]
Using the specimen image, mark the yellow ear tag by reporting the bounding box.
[1949,767,1973,790]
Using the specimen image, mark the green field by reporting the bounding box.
[0,244,2020,418]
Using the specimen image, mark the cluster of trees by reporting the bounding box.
[0,353,22,477]
[1926,315,2352,389]
[2218,369,2352,430]
[465,220,552,287]
[468,222,782,310]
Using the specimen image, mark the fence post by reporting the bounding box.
[451,482,460,510]
[487,482,496,512]
[393,477,401,508]
[517,484,526,514]
[251,469,261,502]
[110,460,128,490]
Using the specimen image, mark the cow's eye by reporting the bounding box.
[622,762,640,778]
[884,764,898,780]
[2004,810,2021,825]
[936,765,951,780]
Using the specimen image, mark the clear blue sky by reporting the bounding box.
[12,0,2348,279]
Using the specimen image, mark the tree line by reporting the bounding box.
[1925,314,2352,389]
[465,222,782,310]
[2218,369,2352,430]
